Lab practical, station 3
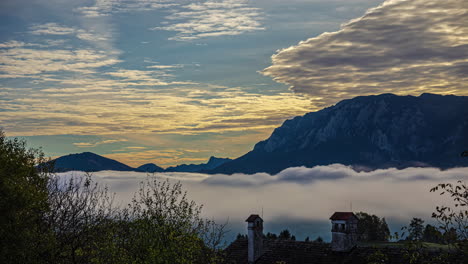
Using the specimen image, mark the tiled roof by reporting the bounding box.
[245,214,262,222]
[224,239,455,264]
[329,212,357,221]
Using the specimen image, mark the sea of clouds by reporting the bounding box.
[58,164,468,242]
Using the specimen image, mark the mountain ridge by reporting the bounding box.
[209,93,468,174]
[50,152,137,172]
[161,156,232,172]
[49,152,230,173]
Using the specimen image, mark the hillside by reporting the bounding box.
[210,93,468,174]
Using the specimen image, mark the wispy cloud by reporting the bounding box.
[28,22,112,46]
[0,47,120,77]
[147,64,183,69]
[29,22,76,35]
[262,0,468,107]
[1,82,315,137]
[0,40,28,48]
[152,0,265,41]
[73,139,128,147]
[75,0,177,17]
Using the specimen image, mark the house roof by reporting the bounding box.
[245,214,262,222]
[329,212,357,221]
[223,239,446,264]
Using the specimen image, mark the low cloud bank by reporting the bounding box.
[203,164,467,186]
[59,165,468,241]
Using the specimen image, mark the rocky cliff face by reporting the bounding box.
[211,93,468,174]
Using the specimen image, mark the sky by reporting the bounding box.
[58,165,468,242]
[1,0,467,167]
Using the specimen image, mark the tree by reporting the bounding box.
[408,218,424,241]
[356,212,390,242]
[430,181,468,244]
[278,229,292,240]
[266,232,277,240]
[45,173,116,264]
[1,131,227,264]
[110,177,226,264]
[314,236,324,243]
[422,224,443,244]
[0,130,51,263]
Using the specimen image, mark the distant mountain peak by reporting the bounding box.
[137,163,164,173]
[50,152,136,172]
[165,156,232,173]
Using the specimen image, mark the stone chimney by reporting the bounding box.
[329,212,359,252]
[246,214,263,263]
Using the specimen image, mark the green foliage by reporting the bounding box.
[48,176,226,264]
[366,250,388,264]
[408,218,424,241]
[0,131,51,263]
[265,232,277,239]
[0,131,226,264]
[265,229,299,241]
[422,224,443,244]
[356,212,390,242]
[278,229,292,240]
[430,180,468,260]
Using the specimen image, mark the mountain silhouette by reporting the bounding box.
[210,93,468,174]
[165,156,232,172]
[50,152,136,172]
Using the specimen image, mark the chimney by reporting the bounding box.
[246,214,263,263]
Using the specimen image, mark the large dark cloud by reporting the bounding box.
[262,0,468,107]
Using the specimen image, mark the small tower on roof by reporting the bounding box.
[246,214,263,263]
[330,212,359,252]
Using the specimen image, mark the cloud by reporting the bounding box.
[57,165,468,240]
[0,40,27,48]
[152,0,265,41]
[28,22,113,48]
[1,80,315,137]
[262,0,468,107]
[202,164,468,186]
[73,139,128,147]
[0,47,120,77]
[29,22,76,35]
[75,0,177,17]
[147,64,183,69]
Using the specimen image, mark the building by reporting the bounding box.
[246,214,263,263]
[329,212,358,252]
[223,213,456,264]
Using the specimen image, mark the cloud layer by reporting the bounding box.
[262,0,468,107]
[153,0,265,41]
[59,165,468,240]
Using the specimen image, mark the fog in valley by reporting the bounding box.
[59,165,468,242]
